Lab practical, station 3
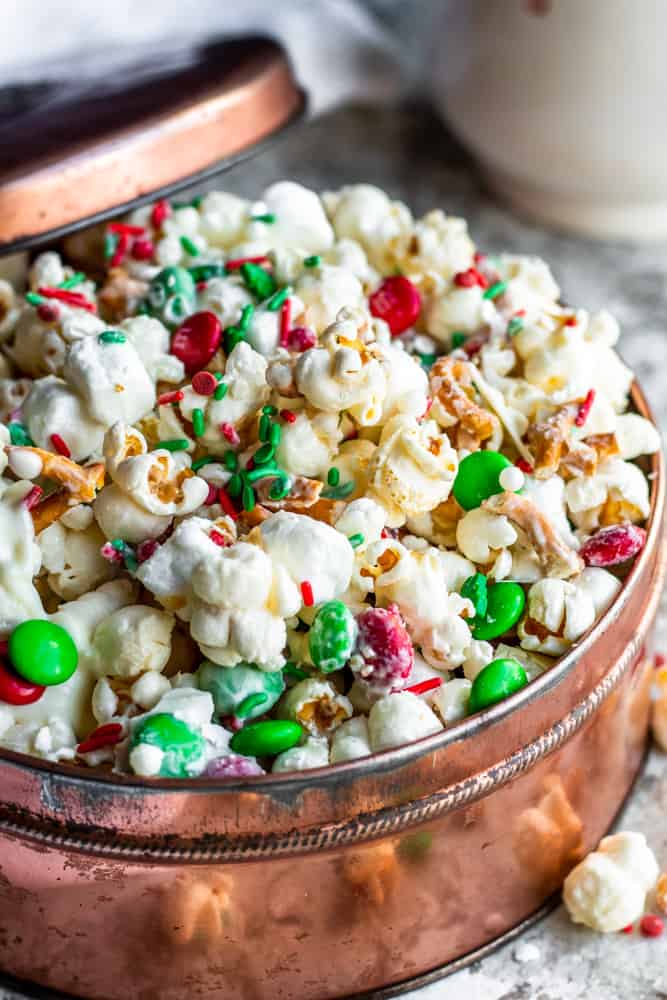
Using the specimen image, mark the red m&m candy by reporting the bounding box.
[0,659,45,706]
[369,276,421,336]
[171,311,222,373]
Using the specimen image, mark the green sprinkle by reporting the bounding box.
[265,286,291,312]
[348,533,365,549]
[251,213,276,224]
[283,662,309,680]
[104,232,118,259]
[156,438,190,452]
[98,331,126,344]
[269,422,282,447]
[245,464,279,484]
[124,554,139,574]
[188,264,226,282]
[192,408,206,437]
[254,443,276,465]
[242,482,256,512]
[418,352,438,369]
[483,280,509,301]
[192,455,214,472]
[259,413,271,442]
[227,473,243,497]
[224,326,245,353]
[236,692,269,718]
[239,304,255,331]
[191,196,203,209]
[25,292,45,307]
[321,480,355,500]
[180,235,199,257]
[8,423,34,447]
[262,405,278,416]
[59,272,86,290]
[507,316,524,337]
[268,473,291,500]
[111,538,128,553]
[303,255,321,268]
[241,262,276,300]
[451,332,467,350]
[223,451,239,472]
[327,467,340,487]
[214,382,228,401]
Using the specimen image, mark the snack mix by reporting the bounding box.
[0,181,659,778]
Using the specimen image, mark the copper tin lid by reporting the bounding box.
[0,36,306,254]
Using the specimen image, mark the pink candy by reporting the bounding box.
[354,604,414,692]
[579,523,647,567]
[283,326,317,352]
[205,753,265,778]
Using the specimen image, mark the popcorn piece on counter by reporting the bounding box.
[563,832,659,932]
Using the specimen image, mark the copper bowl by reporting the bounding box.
[0,381,663,1000]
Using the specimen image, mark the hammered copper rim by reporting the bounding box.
[0,37,306,254]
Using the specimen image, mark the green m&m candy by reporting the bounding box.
[230,719,302,758]
[197,661,285,721]
[467,657,528,714]
[130,713,207,778]
[308,600,358,673]
[145,266,196,328]
[471,581,525,641]
[461,572,488,618]
[453,450,513,511]
[9,620,78,686]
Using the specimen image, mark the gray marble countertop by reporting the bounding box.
[3,101,667,1000]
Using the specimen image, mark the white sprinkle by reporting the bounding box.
[499,465,525,493]
[513,942,541,963]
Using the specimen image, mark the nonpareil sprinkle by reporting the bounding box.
[575,389,595,427]
[507,315,524,336]
[239,304,255,331]
[303,255,321,268]
[8,423,33,447]
[404,677,443,696]
[300,581,314,607]
[348,533,365,549]
[214,381,228,401]
[192,408,206,437]
[280,409,297,423]
[50,433,71,458]
[240,261,276,299]
[483,280,509,301]
[179,235,200,257]
[59,272,86,290]
[266,286,291,312]
[218,487,239,520]
[327,467,340,487]
[221,422,240,445]
[98,331,126,345]
[251,213,276,224]
[223,451,238,472]
[157,389,184,406]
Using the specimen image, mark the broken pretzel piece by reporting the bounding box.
[429,357,500,451]
[560,433,619,479]
[7,445,105,530]
[482,491,583,579]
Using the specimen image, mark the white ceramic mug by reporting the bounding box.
[431,0,667,240]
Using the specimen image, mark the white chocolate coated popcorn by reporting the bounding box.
[368,691,443,753]
[272,736,330,773]
[563,832,659,932]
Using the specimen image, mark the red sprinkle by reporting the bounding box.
[101,543,124,564]
[170,311,222,373]
[110,231,129,268]
[136,539,159,563]
[221,423,240,445]
[284,326,317,352]
[0,659,45,706]
[209,529,229,547]
[196,281,208,292]
[218,487,239,521]
[151,199,171,229]
[157,389,184,406]
[38,287,97,313]
[280,409,297,423]
[514,308,526,317]
[108,222,145,236]
[516,458,534,475]
[580,524,647,568]
[575,389,596,427]
[655,653,666,668]
[204,483,218,506]
[453,267,488,290]
[192,371,218,396]
[131,237,155,261]
[404,676,443,696]
[225,255,271,271]
[369,275,422,336]
[473,251,485,264]
[22,485,43,511]
[564,315,578,326]
[420,397,433,421]
[620,924,634,934]
[301,581,314,607]
[37,303,60,323]
[77,723,124,755]
[640,914,664,938]
[50,433,71,458]
[279,297,292,347]
[463,332,489,357]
